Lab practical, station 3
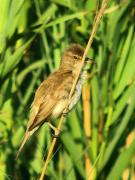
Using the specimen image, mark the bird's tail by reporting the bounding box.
[15,125,39,160]
[15,130,30,160]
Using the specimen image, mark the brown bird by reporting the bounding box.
[16,44,94,159]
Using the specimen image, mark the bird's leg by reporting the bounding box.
[48,122,61,138]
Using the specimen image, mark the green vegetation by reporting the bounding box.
[0,0,135,179]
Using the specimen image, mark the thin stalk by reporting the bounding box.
[82,81,92,179]
[98,107,113,169]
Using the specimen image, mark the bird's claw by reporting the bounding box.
[63,109,69,117]
[52,128,61,138]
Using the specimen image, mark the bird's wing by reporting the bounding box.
[27,70,73,131]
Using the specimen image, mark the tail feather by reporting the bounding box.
[15,131,30,160]
[15,126,39,160]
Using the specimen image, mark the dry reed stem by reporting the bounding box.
[39,0,109,179]
[82,82,92,178]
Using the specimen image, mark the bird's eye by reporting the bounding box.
[74,55,78,59]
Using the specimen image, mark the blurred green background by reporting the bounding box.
[0,0,135,179]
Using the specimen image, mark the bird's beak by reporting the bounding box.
[85,57,96,64]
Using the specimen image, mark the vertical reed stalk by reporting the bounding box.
[82,80,92,179]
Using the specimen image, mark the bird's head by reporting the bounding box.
[60,44,95,75]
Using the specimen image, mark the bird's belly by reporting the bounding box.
[52,100,68,119]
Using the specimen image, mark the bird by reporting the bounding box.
[15,44,94,159]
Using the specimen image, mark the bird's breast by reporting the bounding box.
[68,70,87,110]
[51,70,87,118]
[76,70,87,94]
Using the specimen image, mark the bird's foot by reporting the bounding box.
[63,108,69,117]
[48,122,61,138]
[53,127,62,138]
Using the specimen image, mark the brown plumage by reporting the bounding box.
[16,44,93,159]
